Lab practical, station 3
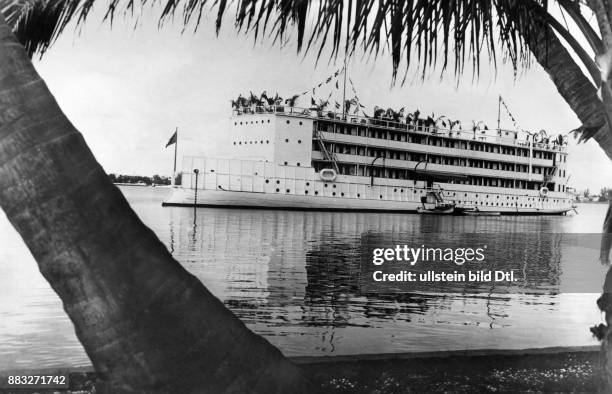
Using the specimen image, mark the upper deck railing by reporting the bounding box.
[232,105,567,153]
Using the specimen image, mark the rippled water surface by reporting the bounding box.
[0,186,608,370]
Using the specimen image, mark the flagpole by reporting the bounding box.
[173,127,178,173]
[342,50,348,120]
[497,95,501,131]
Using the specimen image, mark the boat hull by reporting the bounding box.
[162,187,572,215]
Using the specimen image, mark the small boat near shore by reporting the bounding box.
[417,206,455,214]
[417,191,455,214]
[463,210,501,216]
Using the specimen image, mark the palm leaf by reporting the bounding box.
[2,0,559,81]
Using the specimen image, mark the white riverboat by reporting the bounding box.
[162,105,573,215]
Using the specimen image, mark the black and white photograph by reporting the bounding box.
[1,0,612,392]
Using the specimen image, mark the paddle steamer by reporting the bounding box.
[162,105,573,214]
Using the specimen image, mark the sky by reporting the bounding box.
[31,7,612,192]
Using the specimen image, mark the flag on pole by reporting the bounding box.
[165,130,177,148]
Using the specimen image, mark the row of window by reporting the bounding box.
[313,161,566,192]
[324,143,564,176]
[317,120,564,160]
[234,140,270,145]
[261,178,566,203]
[266,186,565,205]
[233,138,303,145]
[234,119,305,126]
[235,119,271,125]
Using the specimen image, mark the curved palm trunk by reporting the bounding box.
[0,17,309,394]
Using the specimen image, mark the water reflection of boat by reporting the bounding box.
[417,191,455,214]
[169,209,563,301]
[162,206,569,355]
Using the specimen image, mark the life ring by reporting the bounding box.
[320,168,337,182]
[539,187,549,197]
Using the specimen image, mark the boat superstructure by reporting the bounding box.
[162,105,573,214]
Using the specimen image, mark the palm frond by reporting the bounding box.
[0,0,576,82]
[2,0,79,57]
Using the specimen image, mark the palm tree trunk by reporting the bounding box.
[524,18,612,391]
[597,200,612,390]
[0,16,309,394]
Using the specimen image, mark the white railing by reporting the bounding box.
[231,105,567,152]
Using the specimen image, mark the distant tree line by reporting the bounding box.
[108,173,170,186]
[578,188,612,202]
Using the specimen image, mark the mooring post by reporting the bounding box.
[193,169,199,207]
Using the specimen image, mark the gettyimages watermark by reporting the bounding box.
[370,244,516,283]
[358,233,612,294]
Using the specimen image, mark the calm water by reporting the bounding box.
[0,186,608,370]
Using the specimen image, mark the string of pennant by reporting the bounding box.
[289,66,370,115]
[330,77,366,115]
[290,65,371,117]
[349,78,367,116]
[499,96,521,130]
[297,67,343,99]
